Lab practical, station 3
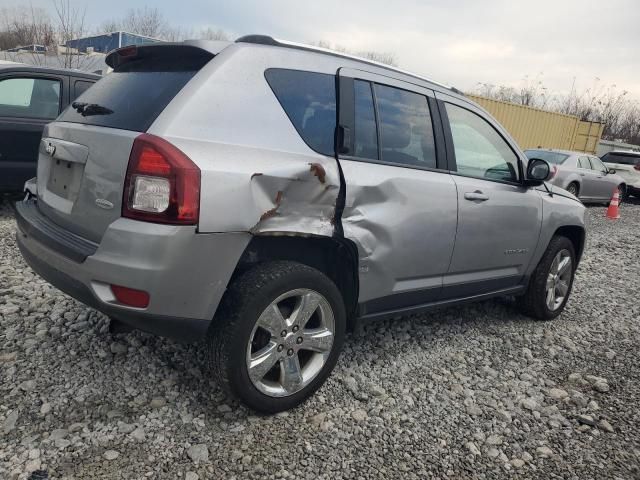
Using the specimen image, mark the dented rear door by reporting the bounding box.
[336,68,458,316]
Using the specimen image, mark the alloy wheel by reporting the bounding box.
[246,288,335,397]
[545,249,572,311]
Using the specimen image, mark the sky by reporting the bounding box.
[17,0,640,100]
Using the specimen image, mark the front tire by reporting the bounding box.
[517,236,576,320]
[207,261,346,413]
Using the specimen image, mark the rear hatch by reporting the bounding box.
[601,151,640,186]
[36,43,216,243]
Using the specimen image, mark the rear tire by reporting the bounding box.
[566,182,579,197]
[207,261,346,413]
[517,236,576,320]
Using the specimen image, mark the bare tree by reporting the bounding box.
[313,40,398,66]
[198,27,229,41]
[476,74,548,109]
[121,7,167,38]
[52,0,87,68]
[0,6,56,51]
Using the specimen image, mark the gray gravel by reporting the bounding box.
[1,195,640,479]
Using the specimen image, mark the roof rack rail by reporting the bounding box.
[235,34,462,95]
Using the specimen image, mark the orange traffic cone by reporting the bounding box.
[605,188,620,220]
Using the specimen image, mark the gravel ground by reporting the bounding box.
[1,195,639,480]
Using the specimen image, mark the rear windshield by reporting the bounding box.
[601,152,640,165]
[524,150,569,164]
[58,59,203,132]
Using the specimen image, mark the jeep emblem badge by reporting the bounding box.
[95,198,114,210]
[45,142,56,156]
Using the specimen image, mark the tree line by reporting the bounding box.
[475,76,640,145]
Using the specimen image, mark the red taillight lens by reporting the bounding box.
[634,163,640,171]
[549,165,558,179]
[111,284,149,308]
[123,133,200,225]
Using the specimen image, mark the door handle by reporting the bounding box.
[580,173,585,176]
[464,191,489,201]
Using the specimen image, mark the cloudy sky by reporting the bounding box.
[25,0,640,99]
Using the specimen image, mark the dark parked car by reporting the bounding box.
[0,64,100,191]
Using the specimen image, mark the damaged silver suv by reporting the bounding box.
[16,36,586,412]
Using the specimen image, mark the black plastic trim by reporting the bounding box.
[15,199,98,263]
[358,285,526,323]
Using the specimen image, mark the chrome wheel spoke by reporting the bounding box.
[557,256,571,276]
[291,291,322,329]
[280,354,303,393]
[301,328,333,353]
[257,304,287,336]
[546,285,555,309]
[546,273,555,291]
[550,255,560,274]
[556,280,569,297]
[248,342,280,383]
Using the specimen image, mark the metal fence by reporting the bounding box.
[467,94,604,154]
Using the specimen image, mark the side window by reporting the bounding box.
[590,157,607,173]
[73,80,94,100]
[265,69,336,156]
[445,103,519,182]
[577,156,591,169]
[353,80,378,160]
[374,84,436,168]
[0,77,61,119]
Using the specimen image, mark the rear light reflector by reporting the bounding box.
[123,134,200,225]
[111,284,150,308]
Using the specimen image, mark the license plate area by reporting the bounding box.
[46,158,84,202]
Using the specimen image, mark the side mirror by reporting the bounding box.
[526,158,551,184]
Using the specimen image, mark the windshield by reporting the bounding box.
[601,152,640,166]
[524,150,569,165]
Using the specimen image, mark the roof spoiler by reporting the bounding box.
[105,41,228,69]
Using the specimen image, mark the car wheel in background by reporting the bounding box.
[517,235,576,320]
[566,182,579,197]
[207,261,346,413]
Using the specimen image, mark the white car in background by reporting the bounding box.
[601,151,640,199]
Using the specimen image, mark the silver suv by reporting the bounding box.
[15,36,586,412]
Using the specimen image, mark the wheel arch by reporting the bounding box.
[231,234,360,322]
[565,179,581,195]
[553,225,586,264]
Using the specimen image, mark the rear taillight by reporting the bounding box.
[634,164,640,171]
[123,133,200,225]
[549,165,558,179]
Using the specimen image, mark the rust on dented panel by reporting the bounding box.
[309,163,326,184]
[259,190,284,221]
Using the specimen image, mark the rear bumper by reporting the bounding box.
[15,199,251,342]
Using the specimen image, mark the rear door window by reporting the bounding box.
[0,77,61,119]
[577,156,591,169]
[374,84,436,168]
[265,69,336,156]
[58,60,202,132]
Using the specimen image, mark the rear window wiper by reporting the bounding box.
[71,101,114,117]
